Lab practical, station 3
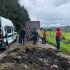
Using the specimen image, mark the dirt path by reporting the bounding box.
[0,40,70,61]
[24,41,56,49]
[22,41,70,60]
[0,41,55,61]
[0,41,70,70]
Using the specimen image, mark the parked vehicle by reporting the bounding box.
[0,16,17,49]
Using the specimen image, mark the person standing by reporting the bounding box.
[33,29,38,45]
[26,28,30,41]
[56,28,62,51]
[19,29,21,43]
[20,28,26,45]
[42,29,47,44]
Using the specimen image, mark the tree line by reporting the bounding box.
[0,0,30,30]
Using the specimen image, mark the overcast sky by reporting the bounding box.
[19,0,70,27]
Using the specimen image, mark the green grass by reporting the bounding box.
[63,32,70,40]
[40,31,70,55]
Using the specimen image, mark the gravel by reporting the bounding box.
[0,47,70,70]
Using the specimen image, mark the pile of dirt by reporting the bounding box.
[0,47,70,70]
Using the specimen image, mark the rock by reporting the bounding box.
[0,47,70,70]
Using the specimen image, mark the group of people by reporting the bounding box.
[18,27,62,51]
[19,28,26,45]
[19,28,39,46]
[41,28,62,51]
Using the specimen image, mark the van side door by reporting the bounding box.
[5,26,13,44]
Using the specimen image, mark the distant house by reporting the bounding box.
[25,21,40,32]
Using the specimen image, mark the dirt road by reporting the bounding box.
[0,40,70,61]
[0,41,70,70]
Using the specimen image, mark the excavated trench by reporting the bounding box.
[0,47,70,70]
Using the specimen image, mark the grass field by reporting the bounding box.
[40,31,70,55]
[62,32,70,40]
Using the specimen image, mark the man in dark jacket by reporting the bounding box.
[20,28,26,45]
[33,29,38,45]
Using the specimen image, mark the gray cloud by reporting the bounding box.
[20,0,70,27]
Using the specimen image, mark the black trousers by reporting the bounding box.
[56,38,60,49]
[42,37,46,44]
[33,38,37,45]
[19,36,25,45]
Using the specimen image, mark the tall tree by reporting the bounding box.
[0,0,30,30]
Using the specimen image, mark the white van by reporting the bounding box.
[0,16,17,49]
